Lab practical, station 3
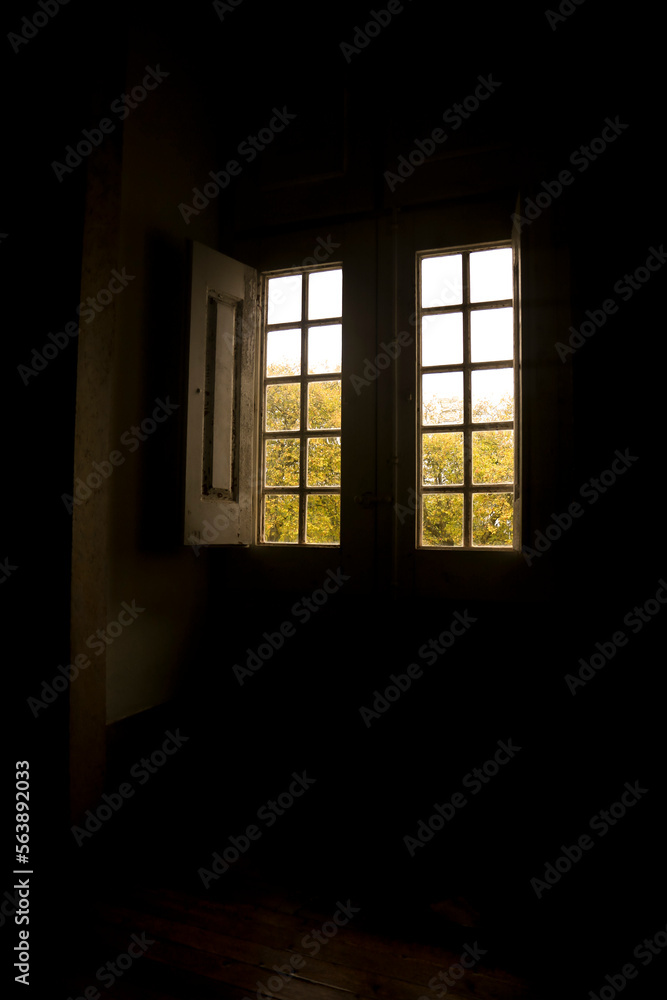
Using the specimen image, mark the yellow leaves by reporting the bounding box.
[263,361,341,543]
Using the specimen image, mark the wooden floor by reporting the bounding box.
[64,866,544,1000]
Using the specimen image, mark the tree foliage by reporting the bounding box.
[263,363,341,543]
[261,368,515,546]
[421,391,514,546]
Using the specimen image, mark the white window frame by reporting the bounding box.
[416,239,520,550]
[257,262,343,547]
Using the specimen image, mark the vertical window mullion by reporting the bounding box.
[462,251,472,548]
[299,275,308,544]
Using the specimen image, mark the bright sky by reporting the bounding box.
[422,247,514,418]
[266,269,343,375]
[265,250,514,409]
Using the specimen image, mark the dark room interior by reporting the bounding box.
[4,3,666,998]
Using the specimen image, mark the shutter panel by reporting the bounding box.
[184,241,257,547]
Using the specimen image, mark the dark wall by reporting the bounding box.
[7,2,665,997]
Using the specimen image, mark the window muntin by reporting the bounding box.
[260,266,342,545]
[417,244,516,548]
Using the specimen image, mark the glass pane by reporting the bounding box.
[266,328,301,376]
[422,313,463,366]
[308,269,342,320]
[422,494,463,546]
[472,493,513,545]
[472,369,514,421]
[471,308,513,362]
[263,494,299,543]
[307,437,341,486]
[472,430,514,483]
[422,432,464,485]
[470,248,512,303]
[422,372,463,425]
[265,384,300,431]
[421,254,462,308]
[308,380,341,430]
[308,324,342,373]
[265,438,300,486]
[267,275,302,324]
[306,494,340,544]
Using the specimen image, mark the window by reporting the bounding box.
[417,243,517,548]
[184,215,525,591]
[260,266,343,545]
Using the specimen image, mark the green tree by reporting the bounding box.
[262,370,514,546]
[422,392,514,546]
[263,363,341,543]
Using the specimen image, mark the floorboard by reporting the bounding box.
[65,869,543,1000]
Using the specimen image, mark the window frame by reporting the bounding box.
[185,187,571,604]
[257,260,344,548]
[416,238,520,551]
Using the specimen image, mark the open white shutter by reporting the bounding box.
[184,241,257,547]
